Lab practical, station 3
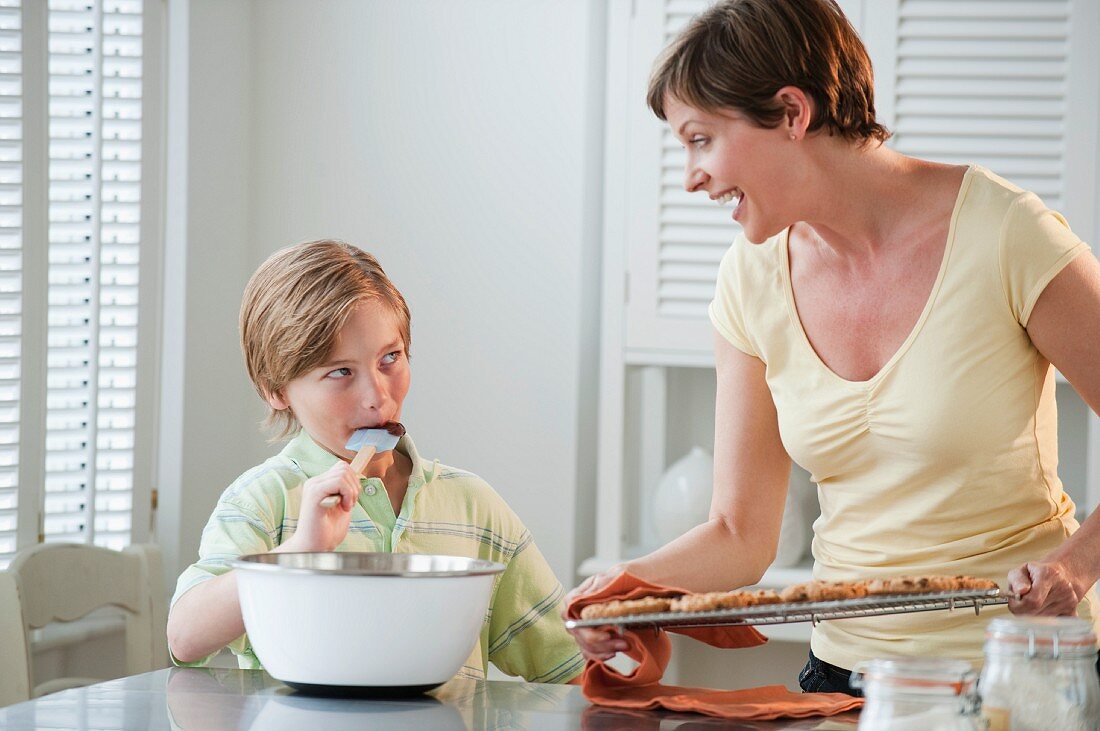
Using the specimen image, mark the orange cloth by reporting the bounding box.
[568,572,864,721]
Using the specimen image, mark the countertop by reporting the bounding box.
[0,668,861,730]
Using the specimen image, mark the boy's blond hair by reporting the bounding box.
[240,240,411,439]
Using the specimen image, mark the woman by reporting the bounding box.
[566,0,1100,694]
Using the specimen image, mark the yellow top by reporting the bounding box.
[709,165,1097,669]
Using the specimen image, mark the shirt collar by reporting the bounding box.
[282,430,436,485]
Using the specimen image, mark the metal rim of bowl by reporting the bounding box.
[228,551,506,578]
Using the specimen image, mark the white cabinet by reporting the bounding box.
[585,0,1100,624]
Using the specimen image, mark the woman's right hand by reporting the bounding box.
[277,461,361,552]
[563,567,631,662]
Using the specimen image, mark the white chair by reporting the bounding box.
[0,542,168,708]
[0,569,31,707]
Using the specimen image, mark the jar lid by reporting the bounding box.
[985,617,1096,659]
[850,657,977,696]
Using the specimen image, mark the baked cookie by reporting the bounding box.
[779,582,815,603]
[671,590,757,613]
[952,576,1000,591]
[579,596,672,620]
[777,580,867,603]
[812,580,870,601]
[748,589,783,605]
[865,576,955,595]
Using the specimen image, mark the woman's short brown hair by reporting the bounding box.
[648,0,890,145]
[239,239,412,439]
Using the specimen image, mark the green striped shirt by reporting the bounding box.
[171,431,583,684]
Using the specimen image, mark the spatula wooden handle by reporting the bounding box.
[350,444,377,475]
[319,444,378,508]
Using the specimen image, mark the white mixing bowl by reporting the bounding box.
[230,552,504,696]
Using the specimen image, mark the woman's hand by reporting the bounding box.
[1007,560,1088,616]
[277,461,361,553]
[562,567,631,663]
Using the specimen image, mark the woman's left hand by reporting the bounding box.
[563,568,631,662]
[1007,560,1087,616]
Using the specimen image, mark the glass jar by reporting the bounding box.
[850,657,983,730]
[979,616,1100,731]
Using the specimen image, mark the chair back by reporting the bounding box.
[0,570,31,707]
[0,543,168,707]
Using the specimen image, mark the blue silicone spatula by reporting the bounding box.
[319,422,405,508]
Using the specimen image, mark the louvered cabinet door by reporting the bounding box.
[619,0,864,363]
[622,0,733,362]
[863,0,1099,237]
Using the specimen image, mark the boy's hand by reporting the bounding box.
[277,461,361,553]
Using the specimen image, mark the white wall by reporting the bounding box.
[158,0,263,589]
[159,0,605,588]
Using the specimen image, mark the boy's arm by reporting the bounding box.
[486,531,585,684]
[167,570,246,664]
[168,462,361,665]
[166,495,277,665]
[167,536,314,664]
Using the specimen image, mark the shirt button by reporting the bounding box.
[365,485,377,496]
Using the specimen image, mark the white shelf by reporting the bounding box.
[754,563,814,589]
[752,562,817,644]
[577,544,651,577]
[577,555,814,590]
[577,555,617,578]
[752,623,812,643]
[625,347,714,368]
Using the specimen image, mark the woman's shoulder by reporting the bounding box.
[717,229,786,286]
[955,165,1080,256]
[715,229,789,304]
[957,164,1042,218]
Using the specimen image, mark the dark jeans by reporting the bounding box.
[798,650,862,696]
[798,649,1100,696]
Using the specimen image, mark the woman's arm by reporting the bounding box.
[1011,251,1100,614]
[565,331,791,660]
[620,331,792,590]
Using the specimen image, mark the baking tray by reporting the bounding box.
[565,589,1008,631]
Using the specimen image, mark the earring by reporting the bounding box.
[789,133,797,141]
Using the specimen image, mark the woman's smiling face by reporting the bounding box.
[267,299,410,459]
[665,95,799,244]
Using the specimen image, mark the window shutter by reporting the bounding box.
[895,4,1066,207]
[0,0,21,563]
[43,0,144,550]
[621,0,861,362]
[658,2,742,320]
[865,0,1097,236]
[0,0,152,567]
[623,0,735,362]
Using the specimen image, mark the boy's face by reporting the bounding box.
[268,299,410,459]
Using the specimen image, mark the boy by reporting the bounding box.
[167,240,584,684]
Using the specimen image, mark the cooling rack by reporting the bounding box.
[565,589,1008,631]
